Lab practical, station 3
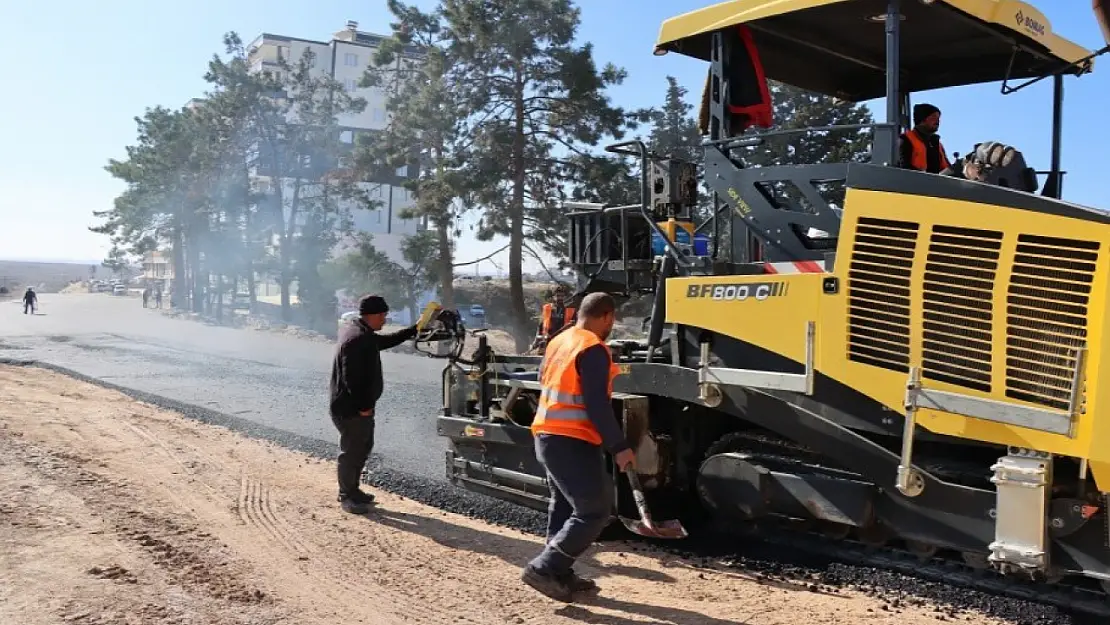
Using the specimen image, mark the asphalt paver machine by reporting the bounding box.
[428,0,1110,600]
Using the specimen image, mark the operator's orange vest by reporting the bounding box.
[531,327,620,446]
[541,303,576,336]
[903,129,950,173]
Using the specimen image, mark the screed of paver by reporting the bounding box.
[0,365,1005,625]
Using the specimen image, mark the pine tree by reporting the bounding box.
[358,0,469,310]
[441,0,635,350]
[205,32,368,323]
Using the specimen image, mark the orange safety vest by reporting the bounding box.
[541,303,576,336]
[531,326,620,446]
[903,129,950,173]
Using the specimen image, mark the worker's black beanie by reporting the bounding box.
[358,294,389,315]
[913,103,940,125]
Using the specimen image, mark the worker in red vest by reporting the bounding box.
[899,103,951,174]
[531,286,576,351]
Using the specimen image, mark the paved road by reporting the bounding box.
[0,293,449,479]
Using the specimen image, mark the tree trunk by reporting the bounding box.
[215,274,224,321]
[171,211,186,310]
[188,240,203,314]
[436,218,454,309]
[508,67,530,353]
[279,234,293,322]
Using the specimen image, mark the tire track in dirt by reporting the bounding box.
[237,472,314,555]
[7,434,270,610]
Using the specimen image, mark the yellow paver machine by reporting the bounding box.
[431,0,1110,606]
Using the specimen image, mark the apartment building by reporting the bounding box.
[243,22,435,322]
[244,21,426,252]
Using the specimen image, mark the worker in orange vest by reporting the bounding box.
[899,103,951,174]
[531,286,576,350]
[521,292,636,602]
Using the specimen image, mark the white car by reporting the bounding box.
[112,285,127,296]
[469,304,485,318]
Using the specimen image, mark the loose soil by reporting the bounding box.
[0,365,999,624]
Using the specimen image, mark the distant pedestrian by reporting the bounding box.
[142,287,150,308]
[154,289,163,308]
[22,287,37,314]
[328,294,426,514]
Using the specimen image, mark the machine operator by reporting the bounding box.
[899,103,951,174]
[521,292,636,602]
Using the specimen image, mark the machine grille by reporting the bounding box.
[846,217,919,373]
[1005,234,1097,411]
[921,226,1003,393]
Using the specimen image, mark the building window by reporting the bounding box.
[277,45,289,61]
[340,130,353,144]
[345,53,358,66]
[395,165,407,177]
[344,79,357,91]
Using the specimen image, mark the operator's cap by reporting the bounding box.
[358,294,389,315]
[913,103,940,125]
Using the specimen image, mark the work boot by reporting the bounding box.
[337,490,373,514]
[339,498,369,514]
[349,489,376,504]
[521,565,574,602]
[560,569,599,594]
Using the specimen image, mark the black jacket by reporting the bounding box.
[329,319,418,419]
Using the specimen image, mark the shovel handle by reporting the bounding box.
[625,470,655,528]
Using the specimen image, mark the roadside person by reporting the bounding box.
[328,294,422,514]
[521,292,636,601]
[530,286,577,352]
[154,288,163,308]
[23,287,37,314]
[142,287,151,308]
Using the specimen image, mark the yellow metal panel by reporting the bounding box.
[656,0,848,48]
[829,188,1110,488]
[665,273,825,365]
[655,0,1094,66]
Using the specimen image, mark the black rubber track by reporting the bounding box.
[3,357,1107,625]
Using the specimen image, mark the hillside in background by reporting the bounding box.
[0,260,98,295]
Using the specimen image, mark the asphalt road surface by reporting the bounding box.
[0,293,448,479]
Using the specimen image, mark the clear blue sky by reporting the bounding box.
[1,1,1105,270]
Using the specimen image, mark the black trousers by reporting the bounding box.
[332,414,375,498]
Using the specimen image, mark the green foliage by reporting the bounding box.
[96,31,371,321]
[438,0,637,349]
[323,232,436,320]
[357,0,468,309]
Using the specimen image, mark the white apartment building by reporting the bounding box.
[244,21,426,257]
[242,22,434,323]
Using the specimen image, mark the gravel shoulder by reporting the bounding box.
[0,364,1005,625]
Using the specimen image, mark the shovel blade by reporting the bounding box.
[618,515,688,540]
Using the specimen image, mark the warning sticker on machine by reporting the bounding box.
[684,282,787,301]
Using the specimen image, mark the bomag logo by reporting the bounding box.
[685,281,787,301]
[1015,11,1045,36]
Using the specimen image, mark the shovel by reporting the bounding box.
[618,470,688,540]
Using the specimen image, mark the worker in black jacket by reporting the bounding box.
[329,294,418,514]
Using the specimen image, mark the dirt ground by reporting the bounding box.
[0,365,1002,625]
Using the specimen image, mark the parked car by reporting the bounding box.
[469,304,485,318]
[112,284,127,296]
